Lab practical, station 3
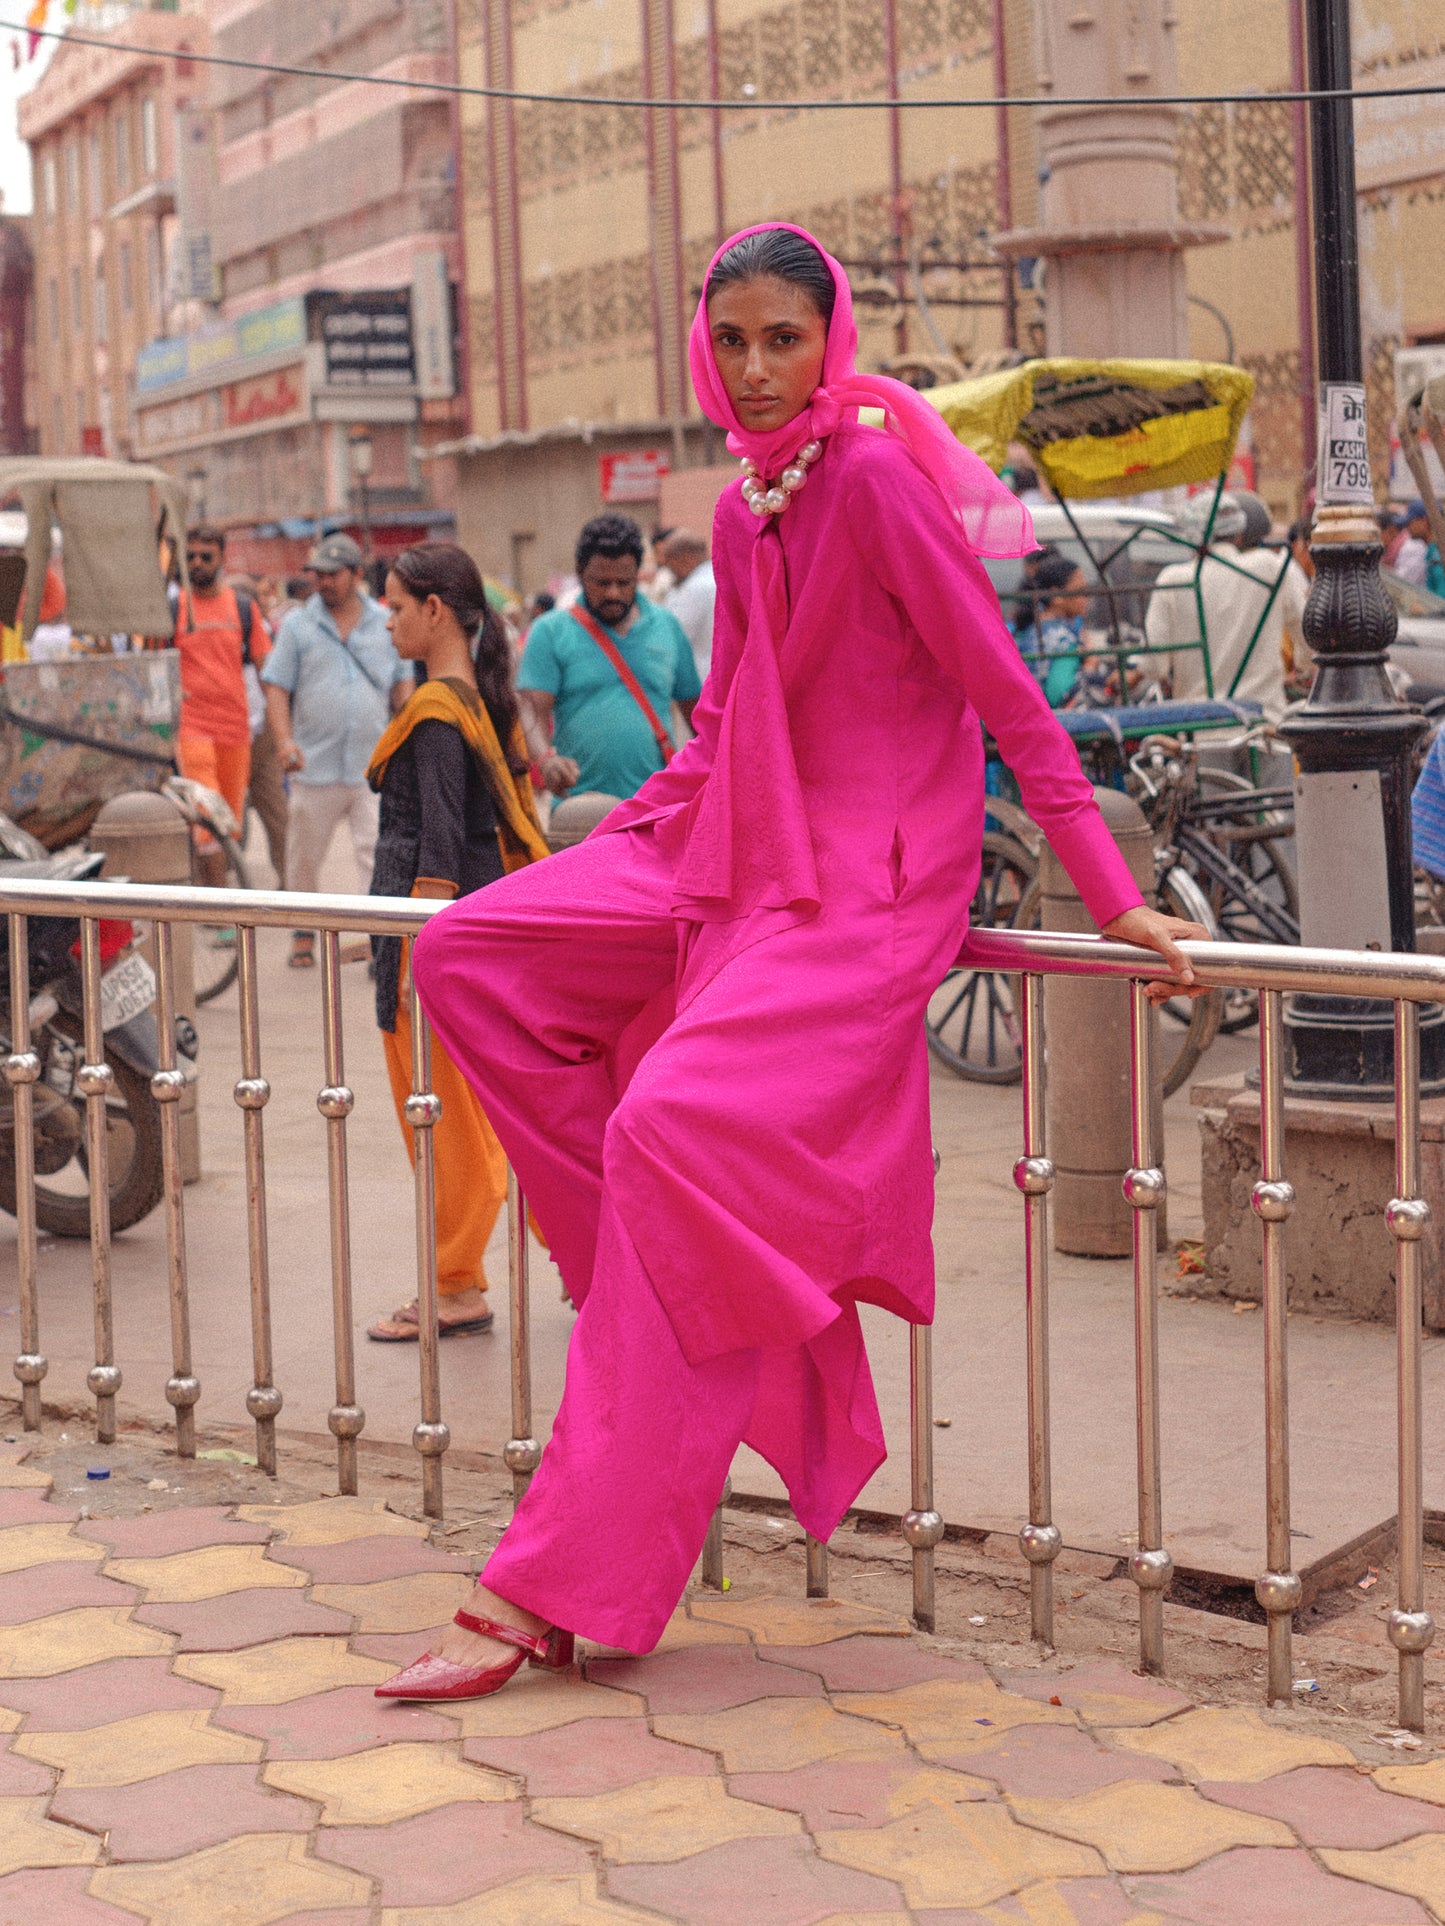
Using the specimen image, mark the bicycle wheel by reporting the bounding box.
[192,836,250,1005]
[926,831,1040,1083]
[1155,866,1224,1096]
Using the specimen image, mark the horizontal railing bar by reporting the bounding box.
[964,929,1445,1005]
[0,878,439,937]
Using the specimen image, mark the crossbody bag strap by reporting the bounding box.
[568,604,674,764]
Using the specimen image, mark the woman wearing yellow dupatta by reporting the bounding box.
[365,543,548,1342]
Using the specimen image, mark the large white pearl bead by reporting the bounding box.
[741,477,762,502]
[799,441,822,465]
[779,465,807,492]
[749,494,770,516]
[763,488,789,515]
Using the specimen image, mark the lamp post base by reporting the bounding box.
[1283,995,1445,1100]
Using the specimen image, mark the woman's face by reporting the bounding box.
[1049,569,1090,620]
[385,574,433,662]
[707,275,829,437]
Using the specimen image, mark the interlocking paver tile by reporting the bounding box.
[0,1490,72,1520]
[0,1749,57,1795]
[351,1629,437,1667]
[103,1543,306,1601]
[315,1801,593,1904]
[995,1662,1193,1729]
[958,1725,1177,1799]
[272,1914,371,1926]
[0,1461,55,1493]
[265,1743,513,1824]
[0,1522,100,1575]
[689,1595,910,1644]
[926,1877,1174,1923]
[654,1608,750,1650]
[758,1636,986,1693]
[75,1507,272,1557]
[0,1867,135,1924]
[50,1761,315,1860]
[1321,1836,1445,1917]
[0,1655,216,1727]
[378,1867,659,1923]
[269,1534,474,1584]
[732,1758,993,1831]
[1207,1763,1445,1847]
[0,1795,102,1876]
[137,1586,354,1650]
[0,1607,173,1677]
[1107,1706,1354,1782]
[1376,1759,1445,1805]
[835,1676,1077,1756]
[464,1715,716,1794]
[1129,1844,1431,1923]
[446,1670,645,1740]
[174,1635,391,1702]
[15,1707,262,1786]
[220,1684,464,1758]
[310,1572,475,1631]
[815,1801,1105,1910]
[654,1698,906,1773]
[530,1772,801,1862]
[0,1562,138,1624]
[1010,1779,1294,1872]
[609,1833,909,1922]
[235,1497,427,1545]
[90,1832,373,1926]
[587,1643,823,1715]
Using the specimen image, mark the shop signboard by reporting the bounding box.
[599,449,670,503]
[308,290,415,389]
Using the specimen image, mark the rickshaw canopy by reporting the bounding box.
[925,357,1255,501]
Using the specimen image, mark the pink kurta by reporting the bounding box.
[415,421,1142,1652]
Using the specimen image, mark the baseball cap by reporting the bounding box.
[308,533,364,572]
[1406,498,1428,521]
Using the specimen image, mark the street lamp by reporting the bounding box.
[1276,0,1445,1094]
[348,425,374,565]
[185,463,208,523]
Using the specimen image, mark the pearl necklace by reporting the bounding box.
[740,439,823,517]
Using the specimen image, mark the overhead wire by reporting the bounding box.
[7,16,1445,115]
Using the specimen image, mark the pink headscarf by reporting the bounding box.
[688,221,1035,560]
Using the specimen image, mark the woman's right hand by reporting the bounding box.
[541,751,580,796]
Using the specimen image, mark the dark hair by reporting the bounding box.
[576,513,644,575]
[388,542,526,777]
[1033,551,1084,598]
[285,574,312,600]
[705,228,836,326]
[187,523,225,550]
[1287,517,1312,549]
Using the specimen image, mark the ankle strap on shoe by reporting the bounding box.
[453,1607,550,1661]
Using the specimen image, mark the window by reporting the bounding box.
[113,111,129,192]
[141,96,158,177]
[94,264,107,343]
[88,131,102,214]
[52,396,62,453]
[119,240,132,313]
[145,227,162,316]
[75,389,85,440]
[42,152,57,218]
[47,277,59,344]
[70,264,82,333]
[64,139,80,214]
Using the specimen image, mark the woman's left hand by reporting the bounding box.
[1100,904,1211,1005]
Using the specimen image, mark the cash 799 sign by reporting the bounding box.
[1317,383,1374,506]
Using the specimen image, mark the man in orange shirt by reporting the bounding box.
[176,525,270,884]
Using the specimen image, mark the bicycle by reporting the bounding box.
[161,774,253,1005]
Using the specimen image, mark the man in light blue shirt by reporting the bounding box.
[261,533,411,966]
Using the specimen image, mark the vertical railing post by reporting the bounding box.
[79,919,119,1444]
[151,921,198,1457]
[405,973,449,1518]
[701,1474,730,1590]
[1125,981,1170,1673]
[1388,998,1434,1730]
[1015,972,1061,1642]
[504,1168,540,1501]
[903,1321,944,1632]
[1252,988,1299,1700]
[319,931,363,1494]
[805,1533,830,1598]
[5,914,45,1430]
[235,928,281,1474]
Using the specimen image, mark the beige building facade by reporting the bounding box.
[450,0,1445,590]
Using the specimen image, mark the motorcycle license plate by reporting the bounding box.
[99,951,157,1031]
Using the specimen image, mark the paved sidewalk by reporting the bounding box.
[3,1461,1445,1920]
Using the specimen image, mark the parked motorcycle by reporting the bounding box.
[0,818,195,1236]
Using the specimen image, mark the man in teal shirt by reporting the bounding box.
[519,514,701,801]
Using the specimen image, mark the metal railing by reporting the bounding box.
[1,875,1440,1729]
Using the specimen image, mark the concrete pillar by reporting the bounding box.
[89,792,201,1183]
[995,0,1227,358]
[1042,787,1164,1257]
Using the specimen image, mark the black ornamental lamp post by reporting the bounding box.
[1276,0,1445,1094]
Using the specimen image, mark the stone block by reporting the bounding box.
[1192,1072,1445,1326]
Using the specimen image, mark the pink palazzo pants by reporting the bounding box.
[413,822,893,1654]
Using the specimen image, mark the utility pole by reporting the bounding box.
[1277,0,1445,1092]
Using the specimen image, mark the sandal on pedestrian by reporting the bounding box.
[366,1298,495,1342]
[375,1607,574,1702]
[289,933,316,969]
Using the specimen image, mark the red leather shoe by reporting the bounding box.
[375,1605,575,1702]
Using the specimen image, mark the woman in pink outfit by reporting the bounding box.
[377,224,1203,1702]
